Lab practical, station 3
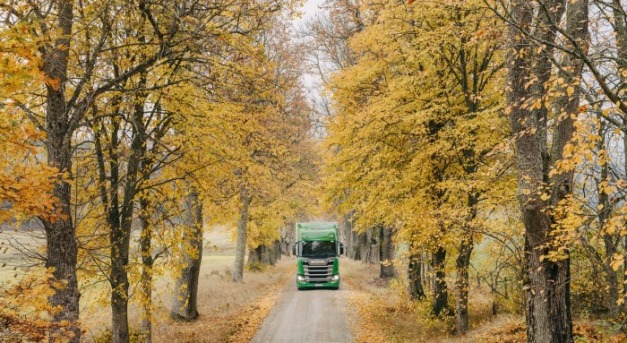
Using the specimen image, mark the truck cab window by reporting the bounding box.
[301,241,337,258]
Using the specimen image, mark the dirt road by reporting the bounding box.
[251,281,352,343]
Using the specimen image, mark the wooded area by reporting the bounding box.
[0,0,626,342]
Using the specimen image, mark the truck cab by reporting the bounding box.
[293,222,344,290]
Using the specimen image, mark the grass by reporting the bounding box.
[1,226,294,343]
[342,258,451,343]
[150,258,292,343]
[342,259,627,343]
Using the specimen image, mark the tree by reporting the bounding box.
[324,0,508,327]
[497,0,589,341]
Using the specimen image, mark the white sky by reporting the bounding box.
[293,0,325,28]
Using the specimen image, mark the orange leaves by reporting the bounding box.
[44,76,62,91]
[0,117,57,223]
[0,267,72,342]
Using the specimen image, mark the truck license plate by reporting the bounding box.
[315,284,322,287]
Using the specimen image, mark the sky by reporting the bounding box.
[293,0,324,28]
[292,0,326,100]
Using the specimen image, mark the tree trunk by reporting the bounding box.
[351,230,361,260]
[432,246,449,316]
[368,227,380,265]
[379,228,396,279]
[455,235,473,334]
[263,244,274,265]
[506,1,585,341]
[110,215,132,343]
[44,138,80,343]
[247,245,262,265]
[358,231,369,263]
[232,188,251,282]
[139,197,153,343]
[274,240,282,262]
[341,213,354,258]
[111,75,149,343]
[40,1,80,341]
[170,187,203,321]
[598,125,620,316]
[408,246,425,300]
[615,0,627,315]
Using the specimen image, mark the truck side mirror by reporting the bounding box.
[340,243,345,255]
[292,243,297,256]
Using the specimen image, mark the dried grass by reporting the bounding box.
[151,258,291,343]
[341,259,625,343]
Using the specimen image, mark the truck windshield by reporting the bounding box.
[301,241,337,258]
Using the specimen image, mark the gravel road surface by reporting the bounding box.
[251,282,352,343]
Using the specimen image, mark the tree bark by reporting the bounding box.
[368,227,380,265]
[232,187,251,282]
[351,229,360,260]
[613,0,627,315]
[139,197,153,343]
[506,1,586,341]
[171,186,204,321]
[455,235,473,334]
[596,123,620,316]
[274,240,282,262]
[432,246,449,316]
[247,245,265,266]
[40,1,80,341]
[408,244,425,300]
[110,208,132,343]
[341,213,354,258]
[358,231,369,262]
[379,228,396,279]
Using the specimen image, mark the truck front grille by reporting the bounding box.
[304,260,334,283]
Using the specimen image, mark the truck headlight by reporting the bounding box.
[331,275,340,281]
[297,275,305,282]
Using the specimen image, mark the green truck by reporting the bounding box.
[293,222,344,290]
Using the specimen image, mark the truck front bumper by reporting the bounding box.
[296,275,340,289]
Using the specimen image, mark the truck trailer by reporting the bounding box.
[293,222,344,290]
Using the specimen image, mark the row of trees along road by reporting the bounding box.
[0,1,318,343]
[2,0,627,342]
[311,0,627,342]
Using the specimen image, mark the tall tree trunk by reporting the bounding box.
[408,244,425,300]
[341,213,354,258]
[139,197,153,343]
[379,228,396,279]
[44,137,80,343]
[171,186,204,321]
[110,215,132,343]
[597,123,620,316]
[506,1,586,341]
[274,240,282,262]
[40,1,80,341]
[358,231,369,262]
[351,230,360,260]
[111,75,148,343]
[456,194,478,334]
[455,235,473,334]
[615,0,627,315]
[232,187,251,282]
[368,227,380,265]
[432,246,449,316]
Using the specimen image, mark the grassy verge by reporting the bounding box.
[150,257,292,343]
[342,258,449,343]
[342,259,625,343]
